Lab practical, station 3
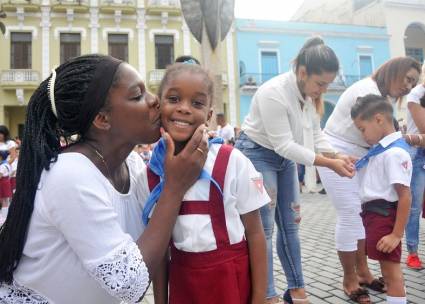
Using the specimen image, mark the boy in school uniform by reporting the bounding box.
[351,94,412,304]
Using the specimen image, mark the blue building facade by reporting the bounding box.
[236,19,390,125]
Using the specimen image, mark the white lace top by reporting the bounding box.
[0,152,150,304]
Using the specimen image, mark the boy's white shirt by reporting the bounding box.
[358,131,412,203]
[141,143,270,252]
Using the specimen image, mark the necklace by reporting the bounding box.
[84,141,127,193]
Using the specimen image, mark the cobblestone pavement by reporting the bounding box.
[141,193,425,304]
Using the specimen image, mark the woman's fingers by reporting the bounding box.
[181,124,207,156]
[162,128,175,162]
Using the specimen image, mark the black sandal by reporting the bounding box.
[360,277,386,293]
[345,288,370,304]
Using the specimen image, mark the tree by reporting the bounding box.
[180,0,235,121]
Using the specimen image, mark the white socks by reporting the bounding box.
[386,296,407,304]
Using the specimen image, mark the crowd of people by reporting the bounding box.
[0,38,424,304]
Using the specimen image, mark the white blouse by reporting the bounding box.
[0,152,150,304]
[324,77,382,149]
[242,71,335,166]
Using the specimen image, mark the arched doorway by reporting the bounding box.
[404,22,425,64]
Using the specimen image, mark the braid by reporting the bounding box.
[0,54,106,284]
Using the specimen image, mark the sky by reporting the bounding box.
[234,0,304,21]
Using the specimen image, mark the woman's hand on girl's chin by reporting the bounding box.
[163,124,208,193]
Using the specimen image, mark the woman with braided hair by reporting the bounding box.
[0,54,208,303]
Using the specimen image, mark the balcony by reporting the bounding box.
[148,69,165,90]
[0,69,40,89]
[1,0,41,12]
[146,0,180,15]
[100,0,136,13]
[239,73,364,94]
[51,0,89,12]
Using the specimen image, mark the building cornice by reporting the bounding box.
[384,0,425,10]
[238,26,390,40]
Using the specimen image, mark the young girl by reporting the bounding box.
[143,63,269,304]
[0,150,12,223]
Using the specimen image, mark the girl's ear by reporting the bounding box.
[92,111,111,131]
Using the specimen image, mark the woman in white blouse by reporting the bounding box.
[318,57,421,302]
[235,37,355,304]
[0,54,208,304]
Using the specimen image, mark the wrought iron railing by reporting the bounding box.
[240,73,365,89]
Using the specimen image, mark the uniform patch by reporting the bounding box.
[401,161,409,170]
[251,176,264,193]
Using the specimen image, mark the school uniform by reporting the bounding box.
[145,143,270,304]
[0,161,12,199]
[357,132,412,263]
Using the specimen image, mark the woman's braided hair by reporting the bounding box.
[0,54,114,284]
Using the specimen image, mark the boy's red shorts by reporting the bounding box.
[361,208,401,263]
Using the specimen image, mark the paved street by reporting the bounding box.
[141,193,425,304]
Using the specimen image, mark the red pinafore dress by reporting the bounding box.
[147,145,251,304]
[0,163,12,199]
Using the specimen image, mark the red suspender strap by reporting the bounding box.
[146,166,160,192]
[179,201,210,214]
[209,144,233,248]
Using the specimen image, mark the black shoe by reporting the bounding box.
[319,188,326,195]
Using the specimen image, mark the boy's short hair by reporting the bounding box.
[351,94,393,121]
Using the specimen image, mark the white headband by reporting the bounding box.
[48,69,58,118]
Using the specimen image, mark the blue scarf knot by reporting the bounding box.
[355,137,410,170]
[142,137,224,225]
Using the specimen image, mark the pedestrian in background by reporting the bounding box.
[235,37,356,304]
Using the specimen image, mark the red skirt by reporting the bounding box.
[169,241,251,304]
[0,177,12,199]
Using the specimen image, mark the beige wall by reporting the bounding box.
[0,1,240,134]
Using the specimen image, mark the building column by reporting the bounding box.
[89,0,99,53]
[137,8,147,80]
[0,105,5,125]
[182,20,191,55]
[40,2,51,79]
[225,27,237,126]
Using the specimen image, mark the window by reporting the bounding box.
[60,33,81,64]
[359,55,373,78]
[261,51,278,83]
[406,48,424,64]
[108,34,128,62]
[155,35,174,69]
[11,32,32,69]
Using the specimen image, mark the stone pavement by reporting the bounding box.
[141,193,425,304]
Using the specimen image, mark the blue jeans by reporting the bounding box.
[405,147,425,253]
[235,133,304,298]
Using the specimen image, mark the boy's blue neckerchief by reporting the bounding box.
[355,137,410,170]
[142,137,224,225]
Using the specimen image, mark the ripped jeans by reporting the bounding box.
[235,132,304,298]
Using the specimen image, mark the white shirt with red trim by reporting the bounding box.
[358,132,412,203]
[141,143,270,252]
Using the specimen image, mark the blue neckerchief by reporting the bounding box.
[142,137,224,225]
[355,137,410,170]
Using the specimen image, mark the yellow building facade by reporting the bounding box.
[0,0,240,137]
